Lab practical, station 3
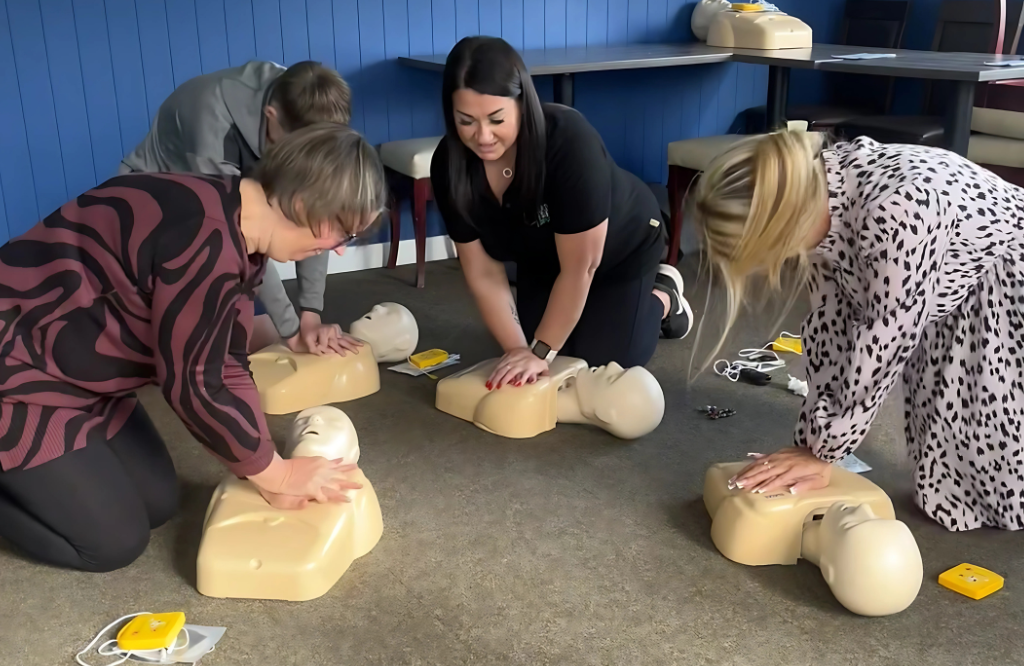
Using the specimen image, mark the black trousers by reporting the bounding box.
[517,264,663,368]
[0,401,179,572]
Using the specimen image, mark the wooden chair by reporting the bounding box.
[379,136,442,288]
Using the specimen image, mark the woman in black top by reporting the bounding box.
[431,36,694,389]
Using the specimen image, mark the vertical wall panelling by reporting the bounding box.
[195,0,230,73]
[586,0,608,46]
[523,0,544,49]
[566,0,587,46]
[7,0,67,218]
[307,0,335,66]
[224,0,258,65]
[432,0,457,54]
[647,0,667,42]
[73,0,124,182]
[39,0,97,200]
[0,178,8,245]
[627,0,647,42]
[0,0,37,238]
[479,0,501,37]
[106,0,154,155]
[333,0,364,133]
[407,0,437,136]
[384,0,413,142]
[252,0,285,63]
[501,0,523,49]
[2,0,805,245]
[358,0,389,145]
[545,0,566,47]
[456,0,480,40]
[134,0,176,121]
[279,0,310,64]
[165,0,203,86]
[607,0,628,45]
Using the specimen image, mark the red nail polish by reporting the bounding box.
[486,382,492,390]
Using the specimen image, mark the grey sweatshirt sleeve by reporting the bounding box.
[257,262,301,339]
[294,252,330,314]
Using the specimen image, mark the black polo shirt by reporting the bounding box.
[430,104,665,281]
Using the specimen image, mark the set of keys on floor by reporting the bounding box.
[699,405,736,420]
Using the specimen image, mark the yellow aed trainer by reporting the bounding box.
[116,612,186,652]
[409,349,449,369]
[938,563,1004,600]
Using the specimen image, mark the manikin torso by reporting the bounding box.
[703,462,922,617]
[349,302,419,363]
[248,343,380,414]
[435,357,665,439]
[196,406,383,602]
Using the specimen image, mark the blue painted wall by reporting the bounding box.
[0,0,839,246]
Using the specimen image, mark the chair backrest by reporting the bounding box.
[923,0,1018,113]
[827,1,912,113]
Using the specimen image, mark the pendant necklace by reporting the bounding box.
[502,167,513,178]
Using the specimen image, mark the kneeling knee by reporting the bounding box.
[78,526,151,573]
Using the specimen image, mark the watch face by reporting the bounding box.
[532,341,551,359]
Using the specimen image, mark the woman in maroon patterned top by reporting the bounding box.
[0,122,387,572]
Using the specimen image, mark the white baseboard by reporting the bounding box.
[270,235,458,280]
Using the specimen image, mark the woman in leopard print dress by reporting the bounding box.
[691,131,1024,532]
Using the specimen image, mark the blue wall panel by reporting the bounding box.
[1,0,848,245]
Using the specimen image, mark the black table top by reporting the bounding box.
[398,42,1024,82]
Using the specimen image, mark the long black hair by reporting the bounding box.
[441,36,546,225]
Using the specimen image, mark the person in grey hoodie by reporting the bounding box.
[120,60,358,356]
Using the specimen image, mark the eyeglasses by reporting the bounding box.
[329,233,359,251]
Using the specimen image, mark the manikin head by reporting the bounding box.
[349,303,419,363]
[289,406,360,463]
[560,363,665,439]
[817,502,923,617]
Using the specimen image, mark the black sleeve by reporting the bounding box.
[430,140,480,244]
[545,110,612,235]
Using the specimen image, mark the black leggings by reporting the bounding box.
[517,265,663,368]
[0,402,179,572]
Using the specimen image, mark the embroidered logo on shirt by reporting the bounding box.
[527,204,550,228]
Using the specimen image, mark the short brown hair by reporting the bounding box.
[253,122,387,237]
[268,61,352,131]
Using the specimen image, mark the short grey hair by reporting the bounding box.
[253,122,387,237]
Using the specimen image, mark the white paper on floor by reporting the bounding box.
[835,454,872,473]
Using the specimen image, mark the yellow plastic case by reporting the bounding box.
[938,563,1004,600]
[409,349,449,369]
[771,336,802,353]
[117,613,186,651]
[731,3,765,10]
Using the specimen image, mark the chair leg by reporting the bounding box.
[387,191,402,269]
[413,178,429,289]
[666,165,698,267]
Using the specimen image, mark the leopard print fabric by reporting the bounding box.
[795,136,1024,532]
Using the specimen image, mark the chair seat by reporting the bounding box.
[835,116,945,146]
[969,134,1024,168]
[667,135,751,171]
[379,136,442,179]
[972,107,1024,141]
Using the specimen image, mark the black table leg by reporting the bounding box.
[553,73,574,107]
[766,66,790,131]
[945,80,974,156]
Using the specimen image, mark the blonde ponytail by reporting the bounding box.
[688,129,829,374]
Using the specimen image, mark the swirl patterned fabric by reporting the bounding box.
[0,173,274,476]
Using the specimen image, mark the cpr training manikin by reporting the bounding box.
[197,405,383,602]
[703,461,923,616]
[436,356,666,439]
